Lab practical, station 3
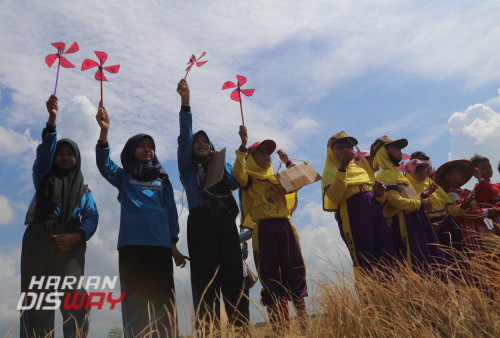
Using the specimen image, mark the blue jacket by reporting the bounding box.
[177,106,239,209]
[96,143,179,249]
[33,127,98,241]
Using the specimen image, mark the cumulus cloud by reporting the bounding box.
[448,91,500,183]
[0,195,14,225]
[0,127,36,157]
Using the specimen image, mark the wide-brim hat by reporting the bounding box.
[370,135,408,157]
[434,159,474,188]
[327,131,358,148]
[247,139,277,155]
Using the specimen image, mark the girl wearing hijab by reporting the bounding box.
[370,136,445,273]
[177,79,248,332]
[322,131,394,271]
[21,95,99,337]
[95,103,185,337]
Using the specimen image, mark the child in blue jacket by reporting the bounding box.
[21,95,99,337]
[95,103,186,337]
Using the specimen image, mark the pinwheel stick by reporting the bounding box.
[238,85,245,126]
[53,49,62,96]
[184,68,190,80]
[100,63,103,105]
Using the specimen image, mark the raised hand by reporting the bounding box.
[96,102,110,142]
[277,150,289,164]
[473,167,482,180]
[96,103,110,130]
[46,95,58,125]
[239,125,248,148]
[177,78,190,106]
[339,148,355,170]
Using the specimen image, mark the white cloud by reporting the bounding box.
[448,91,500,182]
[0,195,14,225]
[293,201,351,275]
[0,127,36,157]
[0,248,21,336]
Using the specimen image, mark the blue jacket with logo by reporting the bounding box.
[96,143,179,249]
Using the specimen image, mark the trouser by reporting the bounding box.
[335,191,396,270]
[119,246,177,338]
[254,218,307,306]
[187,206,248,331]
[20,222,88,338]
[392,211,447,273]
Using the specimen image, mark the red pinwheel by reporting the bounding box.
[81,51,120,104]
[184,52,208,79]
[222,75,255,125]
[45,42,79,95]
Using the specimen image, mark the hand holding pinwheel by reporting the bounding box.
[81,51,120,104]
[222,75,255,126]
[45,41,79,95]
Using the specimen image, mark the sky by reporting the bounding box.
[2,0,500,335]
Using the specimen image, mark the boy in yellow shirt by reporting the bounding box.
[234,125,307,333]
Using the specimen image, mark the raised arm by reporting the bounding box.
[233,125,249,187]
[177,79,194,174]
[33,95,59,190]
[95,104,124,188]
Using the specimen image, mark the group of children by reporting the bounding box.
[322,131,500,284]
[20,82,500,337]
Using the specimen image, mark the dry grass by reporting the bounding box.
[6,232,500,337]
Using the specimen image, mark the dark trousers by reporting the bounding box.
[187,206,248,329]
[20,223,88,338]
[118,246,177,337]
[255,218,307,306]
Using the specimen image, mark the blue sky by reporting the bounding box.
[2,0,500,335]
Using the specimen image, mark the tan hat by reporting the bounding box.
[327,131,358,148]
[370,135,408,157]
[434,159,474,189]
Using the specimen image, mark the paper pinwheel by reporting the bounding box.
[222,75,255,125]
[184,52,207,79]
[81,51,120,104]
[45,42,79,95]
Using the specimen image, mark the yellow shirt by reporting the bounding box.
[406,174,465,218]
[234,149,297,225]
[374,147,421,223]
[322,147,383,211]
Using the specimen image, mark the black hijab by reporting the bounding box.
[120,133,168,181]
[34,139,85,228]
[192,130,239,217]
[192,130,215,189]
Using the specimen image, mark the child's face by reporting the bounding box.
[331,140,353,161]
[135,137,155,164]
[412,164,430,182]
[477,160,493,180]
[252,147,272,169]
[445,166,468,188]
[54,144,77,171]
[193,134,211,158]
[386,145,403,160]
